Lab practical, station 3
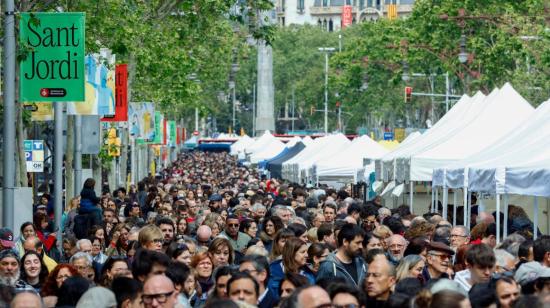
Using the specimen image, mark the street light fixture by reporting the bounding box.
[458,34,469,63]
[318,47,336,134]
[401,61,410,82]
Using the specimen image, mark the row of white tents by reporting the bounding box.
[228,83,548,237]
[374,83,548,239]
[230,131,391,186]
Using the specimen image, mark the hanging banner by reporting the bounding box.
[67,52,116,116]
[341,5,353,28]
[128,102,155,141]
[102,64,128,122]
[152,112,164,144]
[168,121,177,147]
[162,119,167,145]
[20,12,86,102]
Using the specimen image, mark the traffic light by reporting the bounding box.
[404,86,412,103]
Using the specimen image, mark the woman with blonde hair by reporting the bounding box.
[395,254,425,282]
[62,196,80,237]
[137,225,164,252]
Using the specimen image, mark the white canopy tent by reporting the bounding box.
[230,135,254,156]
[285,136,302,148]
[377,92,483,183]
[316,135,389,182]
[302,136,314,146]
[245,131,274,154]
[411,83,534,182]
[299,134,351,183]
[282,135,346,183]
[249,138,286,163]
[411,84,534,221]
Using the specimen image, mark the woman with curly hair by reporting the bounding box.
[260,216,284,253]
[20,251,49,292]
[41,264,80,307]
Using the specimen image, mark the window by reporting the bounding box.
[328,19,334,32]
[297,0,305,13]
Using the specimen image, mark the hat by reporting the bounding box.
[0,228,14,248]
[514,261,550,285]
[36,204,47,209]
[76,287,117,308]
[246,190,255,197]
[209,194,222,202]
[427,241,455,255]
[0,249,19,262]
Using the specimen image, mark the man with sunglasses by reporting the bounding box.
[422,241,455,282]
[142,274,177,308]
[454,243,496,292]
[218,215,251,252]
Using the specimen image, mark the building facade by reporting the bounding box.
[276,0,415,31]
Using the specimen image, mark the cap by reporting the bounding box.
[514,261,550,285]
[0,249,19,262]
[427,241,455,255]
[209,194,222,202]
[0,228,14,248]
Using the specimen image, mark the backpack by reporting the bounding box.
[73,214,92,239]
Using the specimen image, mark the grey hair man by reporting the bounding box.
[10,289,44,308]
[273,205,293,226]
[76,239,93,255]
[450,225,470,249]
[494,249,516,273]
[70,252,94,282]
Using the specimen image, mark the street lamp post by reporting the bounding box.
[318,47,335,134]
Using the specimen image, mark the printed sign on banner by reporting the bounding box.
[19,13,86,102]
[152,112,164,144]
[128,102,155,141]
[342,5,353,28]
[102,64,128,121]
[67,52,116,116]
[168,121,177,147]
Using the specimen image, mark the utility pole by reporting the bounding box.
[2,0,16,229]
[74,116,82,193]
[232,84,236,132]
[53,102,63,248]
[318,47,335,134]
[445,72,450,113]
[291,87,295,132]
[252,83,256,137]
[194,107,199,133]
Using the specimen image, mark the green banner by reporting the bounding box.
[20,12,86,102]
[168,121,176,147]
[152,112,163,144]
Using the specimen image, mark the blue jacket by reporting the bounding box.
[315,252,367,287]
[268,259,315,296]
[79,188,100,213]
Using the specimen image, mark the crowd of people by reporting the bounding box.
[0,151,549,308]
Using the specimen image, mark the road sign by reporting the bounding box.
[19,12,86,102]
[383,132,394,141]
[24,140,44,172]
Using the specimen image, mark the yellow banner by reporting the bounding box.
[387,4,398,20]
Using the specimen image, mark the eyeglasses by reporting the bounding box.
[142,291,174,304]
[334,305,358,308]
[228,223,239,227]
[450,234,468,238]
[429,253,451,261]
[152,239,164,244]
[492,271,514,281]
